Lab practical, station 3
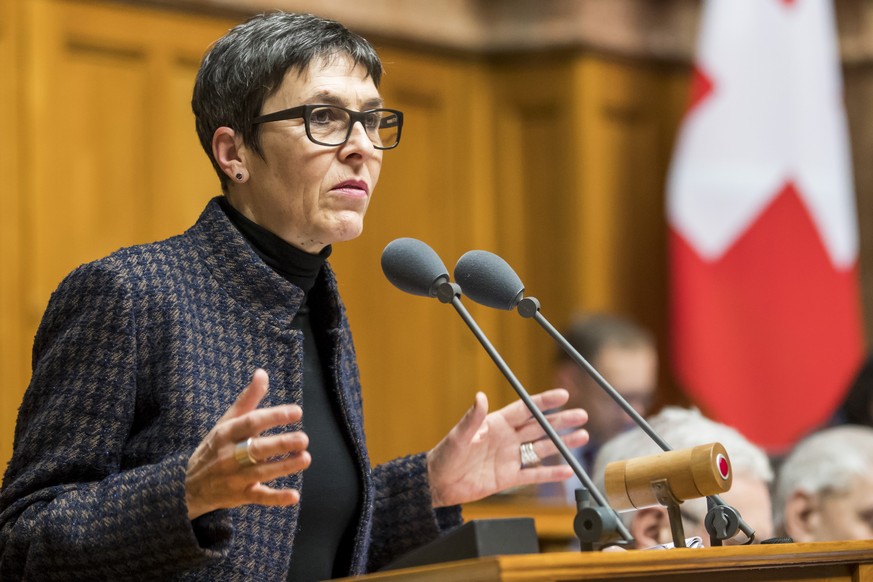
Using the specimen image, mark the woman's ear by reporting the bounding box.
[781,490,819,542]
[630,507,672,549]
[212,126,248,184]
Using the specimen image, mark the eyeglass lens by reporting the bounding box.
[308,106,400,148]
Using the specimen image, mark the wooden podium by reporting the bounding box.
[342,539,873,581]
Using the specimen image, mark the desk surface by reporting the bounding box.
[344,539,873,581]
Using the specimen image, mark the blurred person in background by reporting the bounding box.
[592,406,774,547]
[543,313,658,502]
[774,425,873,542]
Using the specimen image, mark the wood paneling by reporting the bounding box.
[25,0,225,321]
[341,539,873,581]
[489,56,577,398]
[0,0,24,463]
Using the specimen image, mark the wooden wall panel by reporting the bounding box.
[25,0,227,322]
[490,56,598,402]
[0,0,24,463]
[155,53,226,240]
[27,16,152,315]
[573,58,678,344]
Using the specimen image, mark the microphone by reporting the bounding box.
[381,238,633,548]
[452,250,524,311]
[381,237,449,297]
[453,249,756,545]
[604,442,732,511]
[603,441,733,549]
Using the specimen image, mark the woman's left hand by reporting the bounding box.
[426,388,588,507]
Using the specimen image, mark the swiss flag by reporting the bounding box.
[667,0,864,452]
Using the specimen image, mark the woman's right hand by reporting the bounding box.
[184,369,310,520]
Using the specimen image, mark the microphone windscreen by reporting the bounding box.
[454,250,525,310]
[381,238,449,297]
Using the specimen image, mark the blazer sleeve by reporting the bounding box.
[365,452,463,572]
[0,260,232,580]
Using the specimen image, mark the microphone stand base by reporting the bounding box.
[574,488,624,551]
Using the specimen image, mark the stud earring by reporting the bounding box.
[235,173,244,181]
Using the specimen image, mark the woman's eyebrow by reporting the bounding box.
[307,91,344,105]
[362,97,385,109]
[303,91,384,109]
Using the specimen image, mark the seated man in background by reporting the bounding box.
[548,313,658,501]
[774,425,873,542]
[592,406,774,547]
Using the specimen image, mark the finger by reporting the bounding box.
[533,428,589,461]
[515,408,588,442]
[243,482,301,507]
[499,388,570,426]
[248,430,310,462]
[249,450,312,483]
[219,369,270,424]
[514,464,576,486]
[220,403,303,444]
[448,391,488,444]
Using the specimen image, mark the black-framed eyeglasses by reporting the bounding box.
[251,104,404,150]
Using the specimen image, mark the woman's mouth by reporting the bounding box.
[331,180,369,198]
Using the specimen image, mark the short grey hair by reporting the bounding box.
[192,12,383,191]
[592,406,773,526]
[773,425,873,530]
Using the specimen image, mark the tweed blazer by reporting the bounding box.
[0,198,462,580]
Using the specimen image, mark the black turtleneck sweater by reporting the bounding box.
[218,197,361,581]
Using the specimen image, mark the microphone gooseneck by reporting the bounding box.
[454,249,756,545]
[382,238,633,547]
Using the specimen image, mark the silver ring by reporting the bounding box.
[234,438,258,467]
[520,441,540,469]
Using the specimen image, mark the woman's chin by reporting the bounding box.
[326,213,366,243]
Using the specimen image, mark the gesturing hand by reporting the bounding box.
[185,369,311,520]
[425,388,588,508]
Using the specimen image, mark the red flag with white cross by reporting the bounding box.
[667,0,864,452]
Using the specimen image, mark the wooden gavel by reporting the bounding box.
[604,442,733,511]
